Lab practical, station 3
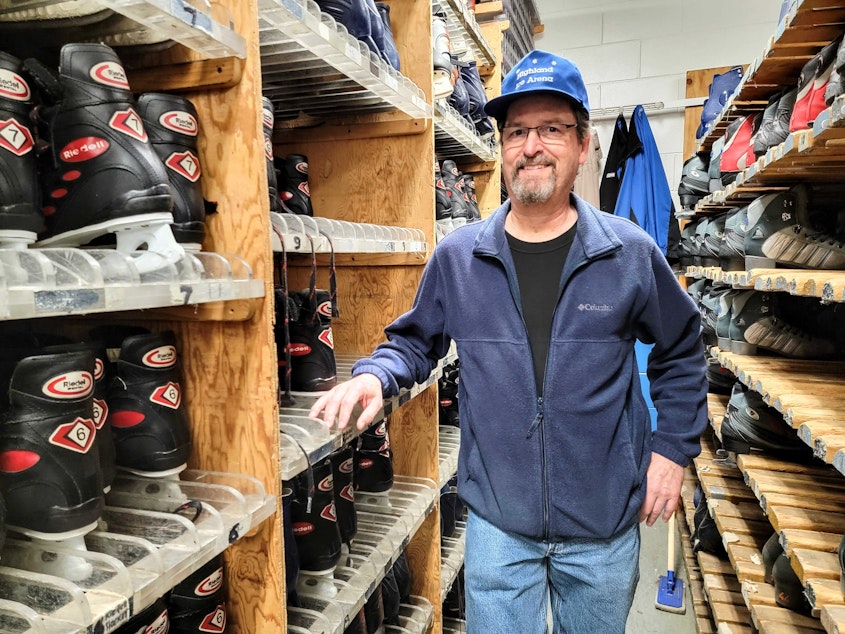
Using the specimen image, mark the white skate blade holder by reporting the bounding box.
[4,522,100,582]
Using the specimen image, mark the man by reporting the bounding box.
[309,49,708,632]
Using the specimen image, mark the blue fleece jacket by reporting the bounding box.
[353,195,708,540]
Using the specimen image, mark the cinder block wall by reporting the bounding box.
[536,0,783,209]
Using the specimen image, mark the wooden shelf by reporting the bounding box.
[684,265,845,303]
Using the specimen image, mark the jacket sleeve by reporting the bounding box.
[351,249,451,397]
[637,243,708,467]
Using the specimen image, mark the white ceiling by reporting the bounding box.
[533,0,666,22]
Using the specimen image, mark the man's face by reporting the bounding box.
[501,95,590,206]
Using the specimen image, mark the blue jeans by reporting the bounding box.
[464,511,640,633]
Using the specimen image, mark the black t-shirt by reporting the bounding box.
[506,223,576,394]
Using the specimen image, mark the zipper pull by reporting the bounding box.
[527,396,543,438]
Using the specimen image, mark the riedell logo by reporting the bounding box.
[262,108,273,127]
[295,161,308,175]
[293,521,314,535]
[146,609,169,634]
[317,301,332,317]
[577,303,613,312]
[359,458,374,469]
[143,345,176,367]
[264,138,273,160]
[375,422,386,436]
[318,474,333,491]
[195,567,224,596]
[60,137,109,163]
[160,110,198,136]
[0,69,29,101]
[89,61,129,89]
[43,371,93,398]
[339,457,353,474]
[94,357,104,380]
[289,343,311,356]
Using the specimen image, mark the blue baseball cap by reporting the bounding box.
[484,49,590,121]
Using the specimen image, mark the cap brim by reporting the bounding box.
[483,89,588,121]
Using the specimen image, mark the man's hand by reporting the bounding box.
[308,373,384,431]
[639,452,684,526]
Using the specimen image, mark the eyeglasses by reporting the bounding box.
[501,123,577,147]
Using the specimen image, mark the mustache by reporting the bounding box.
[515,156,554,169]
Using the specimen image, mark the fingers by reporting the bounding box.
[306,373,384,431]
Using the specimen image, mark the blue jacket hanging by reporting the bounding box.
[613,105,673,255]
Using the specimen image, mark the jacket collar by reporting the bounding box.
[472,193,624,260]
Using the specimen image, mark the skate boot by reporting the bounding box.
[719,205,747,272]
[285,289,337,393]
[448,57,472,125]
[262,97,283,214]
[464,175,481,221]
[282,484,301,606]
[702,212,725,266]
[773,550,812,614]
[363,582,384,633]
[375,3,400,71]
[106,331,192,477]
[330,444,357,549]
[705,356,735,395]
[114,596,169,634]
[438,361,460,426]
[354,418,393,495]
[432,13,454,99]
[0,350,103,537]
[440,160,470,229]
[381,562,401,625]
[315,0,377,56]
[0,51,41,247]
[678,221,698,269]
[440,479,457,538]
[435,161,453,242]
[169,554,227,633]
[23,43,182,261]
[274,154,314,216]
[459,60,494,140]
[137,93,206,251]
[291,456,342,577]
[729,291,836,358]
[677,153,710,210]
[743,185,845,269]
[721,382,811,458]
[716,288,739,351]
[43,341,116,493]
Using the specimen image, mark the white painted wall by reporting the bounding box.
[533,0,784,210]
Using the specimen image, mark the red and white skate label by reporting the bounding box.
[109,108,147,142]
[60,137,109,162]
[194,567,224,596]
[198,605,226,633]
[295,161,308,175]
[317,474,333,492]
[264,137,273,161]
[320,502,337,522]
[298,181,310,197]
[317,328,334,349]
[151,381,182,409]
[0,69,30,101]
[289,343,312,356]
[339,457,353,474]
[93,357,104,381]
[292,521,314,536]
[49,417,96,454]
[159,110,198,136]
[0,119,33,156]
[316,300,332,318]
[92,397,108,429]
[340,483,355,503]
[262,107,273,128]
[142,345,177,368]
[43,370,93,399]
[165,150,201,182]
[89,61,130,90]
[145,608,169,634]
